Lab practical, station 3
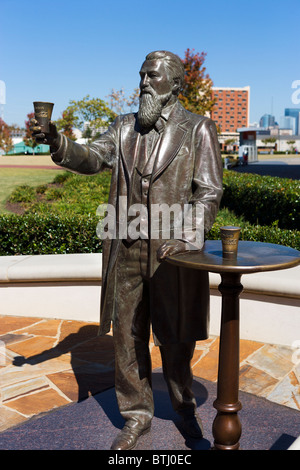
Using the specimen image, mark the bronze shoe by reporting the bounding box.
[181,414,204,439]
[110,424,151,450]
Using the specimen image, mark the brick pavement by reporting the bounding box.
[0,315,299,433]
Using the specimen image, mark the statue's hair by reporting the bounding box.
[145,50,185,95]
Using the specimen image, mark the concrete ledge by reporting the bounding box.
[0,253,299,346]
[209,265,300,299]
[3,253,298,295]
[208,266,300,347]
[0,253,102,282]
[0,254,102,323]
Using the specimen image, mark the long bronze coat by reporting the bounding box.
[51,101,223,344]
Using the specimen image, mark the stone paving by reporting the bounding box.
[0,315,299,433]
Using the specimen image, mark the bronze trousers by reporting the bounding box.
[112,240,197,429]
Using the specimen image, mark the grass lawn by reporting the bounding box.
[0,168,62,213]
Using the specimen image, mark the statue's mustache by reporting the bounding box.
[140,89,154,97]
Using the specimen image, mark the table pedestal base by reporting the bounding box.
[167,240,300,450]
[212,272,243,450]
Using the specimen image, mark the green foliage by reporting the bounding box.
[35,184,48,194]
[8,170,112,216]
[261,137,276,145]
[0,213,101,255]
[0,167,62,214]
[45,187,63,201]
[221,170,300,230]
[8,185,36,203]
[55,95,116,136]
[55,108,77,141]
[208,208,300,250]
[52,172,72,184]
[2,170,299,255]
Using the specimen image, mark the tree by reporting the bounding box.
[0,118,13,154]
[179,48,216,116]
[106,87,139,115]
[287,140,296,153]
[55,108,77,141]
[23,112,37,155]
[224,138,237,153]
[261,137,277,151]
[62,95,116,136]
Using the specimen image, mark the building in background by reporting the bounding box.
[259,114,276,129]
[6,142,50,155]
[279,115,296,134]
[284,108,300,135]
[211,86,250,133]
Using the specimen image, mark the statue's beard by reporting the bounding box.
[138,90,172,129]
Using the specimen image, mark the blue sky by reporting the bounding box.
[1,0,300,128]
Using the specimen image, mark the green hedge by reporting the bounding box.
[222,170,300,230]
[0,208,298,256]
[0,213,101,255]
[0,170,299,255]
[208,217,300,249]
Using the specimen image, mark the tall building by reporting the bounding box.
[259,114,276,129]
[284,108,300,135]
[280,115,296,134]
[211,86,250,132]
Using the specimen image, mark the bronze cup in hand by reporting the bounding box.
[220,226,241,259]
[33,102,54,133]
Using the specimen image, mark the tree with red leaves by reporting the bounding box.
[24,112,37,154]
[0,118,13,154]
[179,48,216,117]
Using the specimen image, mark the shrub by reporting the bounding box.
[45,187,64,201]
[222,170,300,230]
[9,171,111,217]
[2,170,299,255]
[8,185,37,203]
[0,208,298,256]
[208,215,300,250]
[35,184,48,194]
[0,213,102,255]
[52,172,72,184]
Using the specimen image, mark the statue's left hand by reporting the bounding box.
[29,119,62,151]
[157,240,187,261]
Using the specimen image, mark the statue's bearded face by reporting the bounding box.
[138,59,173,129]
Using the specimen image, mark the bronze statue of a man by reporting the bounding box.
[31,50,223,450]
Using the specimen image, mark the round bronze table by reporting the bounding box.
[167,240,300,450]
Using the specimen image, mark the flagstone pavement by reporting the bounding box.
[0,315,299,433]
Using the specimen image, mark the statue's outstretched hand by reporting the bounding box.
[29,119,61,151]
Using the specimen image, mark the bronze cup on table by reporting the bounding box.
[33,102,54,134]
[220,226,241,259]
